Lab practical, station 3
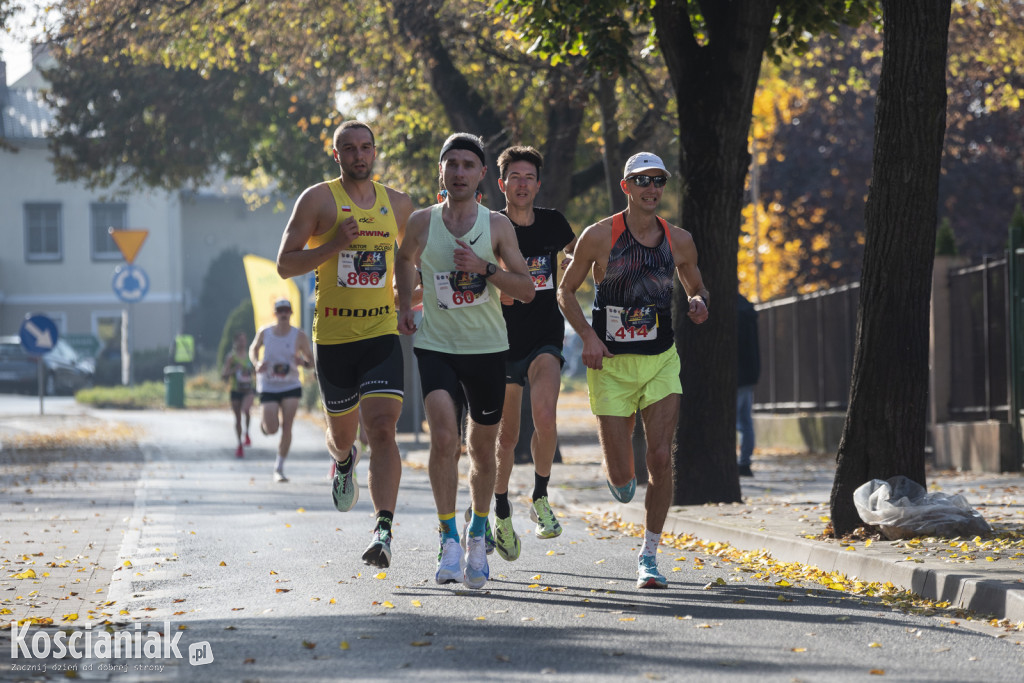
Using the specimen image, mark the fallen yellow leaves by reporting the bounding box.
[10,569,37,579]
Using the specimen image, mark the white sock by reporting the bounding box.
[275,455,286,473]
[641,529,661,557]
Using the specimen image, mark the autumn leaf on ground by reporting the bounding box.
[219,561,227,567]
[411,600,422,608]
[411,641,431,647]
[276,588,291,593]
[340,641,350,650]
[11,569,37,580]
[869,670,885,676]
[792,648,807,653]
[302,641,316,649]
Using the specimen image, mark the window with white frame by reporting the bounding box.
[24,203,62,262]
[91,203,128,260]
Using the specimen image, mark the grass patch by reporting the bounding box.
[76,370,229,409]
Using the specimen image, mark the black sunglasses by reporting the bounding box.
[628,175,668,188]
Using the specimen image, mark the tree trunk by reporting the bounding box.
[654,1,775,505]
[829,0,951,536]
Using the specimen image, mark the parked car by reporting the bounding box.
[0,335,95,396]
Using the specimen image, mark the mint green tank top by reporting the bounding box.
[414,203,509,354]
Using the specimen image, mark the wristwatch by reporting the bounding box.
[483,262,497,278]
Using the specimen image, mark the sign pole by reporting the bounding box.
[37,357,44,416]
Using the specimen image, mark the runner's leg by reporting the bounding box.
[638,393,679,535]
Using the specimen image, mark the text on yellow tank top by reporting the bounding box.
[308,179,399,344]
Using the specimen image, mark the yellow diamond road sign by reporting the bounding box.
[109,229,149,264]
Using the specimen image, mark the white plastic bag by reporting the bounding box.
[852,475,992,540]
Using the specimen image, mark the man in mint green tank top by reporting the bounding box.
[395,133,535,590]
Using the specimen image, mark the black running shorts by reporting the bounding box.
[314,334,404,416]
[413,348,506,426]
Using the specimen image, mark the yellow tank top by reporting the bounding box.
[308,179,399,344]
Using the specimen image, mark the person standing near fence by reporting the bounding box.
[736,293,761,477]
[557,151,709,589]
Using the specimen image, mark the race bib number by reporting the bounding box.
[605,305,658,342]
[434,271,491,309]
[527,255,554,291]
[272,363,291,377]
[338,250,387,288]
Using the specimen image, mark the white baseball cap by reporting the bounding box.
[274,298,292,311]
[623,152,671,179]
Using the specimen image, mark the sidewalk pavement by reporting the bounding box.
[399,391,1024,626]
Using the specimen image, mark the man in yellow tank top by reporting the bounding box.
[277,121,413,568]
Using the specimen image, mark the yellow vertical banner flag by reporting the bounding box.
[242,254,302,332]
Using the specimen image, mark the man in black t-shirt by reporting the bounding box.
[492,146,577,562]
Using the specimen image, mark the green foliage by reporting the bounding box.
[189,249,250,357]
[935,217,958,256]
[216,298,256,372]
[76,370,229,409]
[43,0,672,212]
[42,51,327,197]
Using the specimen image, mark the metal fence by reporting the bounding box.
[753,256,1010,421]
[948,255,1010,421]
[753,283,859,412]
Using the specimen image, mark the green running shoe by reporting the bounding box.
[529,496,563,539]
[493,508,522,561]
[331,445,360,512]
[361,528,392,568]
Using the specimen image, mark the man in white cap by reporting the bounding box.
[249,297,314,483]
[557,151,709,589]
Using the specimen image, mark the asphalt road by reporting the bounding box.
[2,398,1023,682]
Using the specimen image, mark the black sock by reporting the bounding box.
[494,492,511,519]
[533,473,550,501]
[376,510,393,532]
[336,452,353,473]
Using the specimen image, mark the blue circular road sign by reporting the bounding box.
[113,264,150,303]
[19,314,59,356]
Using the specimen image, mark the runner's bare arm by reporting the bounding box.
[276,184,359,278]
[396,209,430,334]
[669,225,709,324]
[454,212,533,303]
[385,186,414,246]
[557,223,614,369]
[248,330,266,374]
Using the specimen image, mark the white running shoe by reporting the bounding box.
[435,537,463,585]
[463,534,490,589]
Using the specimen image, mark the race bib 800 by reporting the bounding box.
[605,305,658,342]
[434,271,491,309]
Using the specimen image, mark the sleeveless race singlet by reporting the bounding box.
[226,351,253,393]
[256,326,301,393]
[591,212,675,356]
[308,179,399,344]
[414,203,508,355]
